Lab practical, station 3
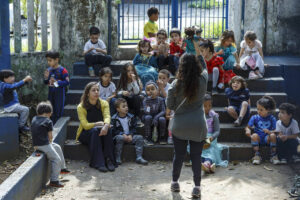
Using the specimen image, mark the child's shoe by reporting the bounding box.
[170,182,180,192]
[144,139,154,146]
[211,87,218,96]
[280,158,287,164]
[210,163,216,173]
[252,155,261,165]
[270,155,280,165]
[234,117,243,127]
[50,181,64,188]
[106,159,115,172]
[98,166,108,173]
[201,162,210,173]
[167,136,173,145]
[60,168,71,174]
[292,155,300,163]
[256,72,263,79]
[88,67,95,77]
[191,187,201,198]
[136,157,148,165]
[248,71,259,80]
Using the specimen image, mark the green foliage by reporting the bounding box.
[188,0,225,9]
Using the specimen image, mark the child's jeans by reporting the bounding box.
[114,134,144,159]
[84,53,112,67]
[36,143,66,182]
[142,114,166,141]
[4,103,29,128]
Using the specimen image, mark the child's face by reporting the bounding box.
[117,102,129,115]
[278,109,292,123]
[47,57,59,68]
[145,84,158,98]
[101,73,112,85]
[223,37,233,47]
[150,13,159,22]
[158,73,169,86]
[245,38,255,48]
[157,34,167,44]
[199,46,210,58]
[140,44,150,54]
[170,33,180,43]
[90,34,100,44]
[257,104,269,118]
[4,76,15,84]
[89,85,100,100]
[204,100,212,115]
[127,66,135,79]
[231,81,242,91]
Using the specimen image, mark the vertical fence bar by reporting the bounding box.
[118,3,120,44]
[41,0,48,51]
[167,0,170,35]
[222,0,225,32]
[132,0,134,39]
[179,0,182,30]
[172,0,178,28]
[27,0,34,52]
[13,0,22,53]
[122,0,124,41]
[138,1,140,39]
[225,0,229,29]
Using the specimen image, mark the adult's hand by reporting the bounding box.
[99,124,109,136]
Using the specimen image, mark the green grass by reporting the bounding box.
[188,0,225,9]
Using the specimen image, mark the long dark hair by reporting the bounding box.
[176,53,202,102]
[80,82,101,110]
[117,63,140,91]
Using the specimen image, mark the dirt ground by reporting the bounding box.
[35,160,296,200]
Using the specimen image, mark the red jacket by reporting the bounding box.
[169,42,184,56]
[205,55,225,84]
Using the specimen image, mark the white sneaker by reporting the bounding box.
[256,72,263,79]
[252,155,261,165]
[280,158,287,164]
[270,155,280,165]
[248,71,259,80]
[292,155,300,163]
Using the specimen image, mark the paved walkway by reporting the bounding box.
[36,160,294,200]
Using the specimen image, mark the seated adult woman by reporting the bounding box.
[76,82,116,172]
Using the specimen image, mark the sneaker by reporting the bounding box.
[136,157,148,165]
[252,155,261,165]
[201,162,210,173]
[249,71,259,80]
[211,87,218,96]
[88,67,95,77]
[60,168,71,174]
[280,158,287,164]
[270,155,280,165]
[256,72,263,79]
[191,187,201,198]
[159,139,167,145]
[210,163,216,173]
[98,166,108,172]
[106,159,115,172]
[234,117,243,127]
[49,181,64,188]
[144,139,154,146]
[167,137,173,145]
[19,126,30,133]
[288,188,300,197]
[115,156,122,165]
[170,182,180,192]
[292,155,300,163]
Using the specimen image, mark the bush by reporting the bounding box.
[188,0,225,9]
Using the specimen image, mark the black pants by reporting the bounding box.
[84,53,112,67]
[172,135,204,186]
[277,138,299,161]
[157,55,177,75]
[79,128,115,168]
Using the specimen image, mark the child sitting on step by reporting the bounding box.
[117,63,143,119]
[143,81,166,146]
[98,67,117,115]
[31,101,70,188]
[225,76,250,127]
[181,27,201,55]
[245,96,280,165]
[239,31,265,80]
[276,103,300,164]
[112,98,148,165]
[201,94,228,173]
[157,69,171,100]
[83,26,112,77]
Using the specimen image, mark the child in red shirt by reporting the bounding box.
[169,28,184,75]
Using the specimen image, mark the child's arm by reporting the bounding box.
[95,48,107,55]
[48,131,53,143]
[258,47,264,59]
[83,47,95,55]
[165,108,172,120]
[129,116,137,135]
[234,52,240,68]
[57,68,70,87]
[3,76,31,91]
[154,98,166,120]
[239,47,245,59]
[106,92,116,102]
[245,126,252,137]
[157,80,167,98]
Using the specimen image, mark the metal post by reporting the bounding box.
[0,0,11,70]
[172,0,178,28]
[240,0,245,41]
[225,0,229,29]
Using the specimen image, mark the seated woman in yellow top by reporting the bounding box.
[76,82,116,172]
[144,7,159,38]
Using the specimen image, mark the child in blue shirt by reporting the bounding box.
[0,70,32,132]
[43,52,70,124]
[245,96,279,165]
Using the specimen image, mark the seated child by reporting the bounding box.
[144,7,159,38]
[117,63,143,118]
[199,39,225,95]
[31,101,70,188]
[157,69,171,100]
[239,31,265,79]
[44,52,70,124]
[182,27,200,55]
[0,70,32,132]
[83,26,113,77]
[169,28,184,74]
[143,81,166,145]
[245,96,279,165]
[225,76,250,127]
[276,103,300,163]
[201,94,228,173]
[98,67,117,115]
[133,39,158,87]
[112,98,148,165]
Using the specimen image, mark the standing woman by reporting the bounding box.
[167,51,208,198]
[76,82,116,172]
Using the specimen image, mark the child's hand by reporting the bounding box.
[122,91,130,97]
[23,75,32,83]
[127,135,132,143]
[218,49,224,55]
[99,124,109,136]
[263,129,271,134]
[90,47,95,51]
[44,70,49,79]
[209,137,214,142]
[157,79,164,89]
[131,74,136,81]
[279,135,288,142]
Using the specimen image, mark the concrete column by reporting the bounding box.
[0,0,11,70]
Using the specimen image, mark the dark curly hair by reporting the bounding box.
[199,39,215,53]
[244,31,257,41]
[220,30,235,45]
[80,82,101,110]
[184,27,196,39]
[279,103,296,116]
[137,39,152,54]
[229,76,247,90]
[257,96,276,112]
[176,53,203,102]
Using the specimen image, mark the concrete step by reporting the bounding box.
[64,104,278,123]
[66,88,287,106]
[67,121,250,143]
[233,66,282,78]
[63,140,271,162]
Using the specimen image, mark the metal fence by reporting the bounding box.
[118,0,229,44]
